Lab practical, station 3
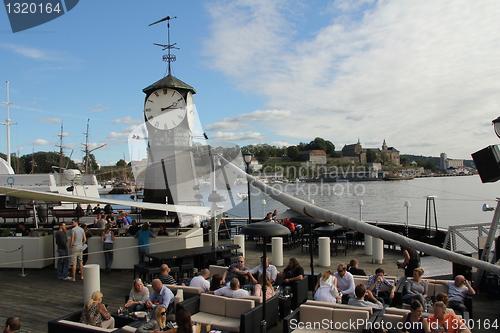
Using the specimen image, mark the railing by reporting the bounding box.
[442,222,500,255]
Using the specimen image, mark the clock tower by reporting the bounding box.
[141,16,199,218]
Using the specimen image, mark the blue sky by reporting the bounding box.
[1,0,500,167]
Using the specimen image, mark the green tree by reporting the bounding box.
[116,159,126,167]
[366,150,377,163]
[254,149,269,162]
[287,146,300,160]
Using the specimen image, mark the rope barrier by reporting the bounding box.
[0,245,26,276]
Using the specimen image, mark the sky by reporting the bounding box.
[1,0,500,167]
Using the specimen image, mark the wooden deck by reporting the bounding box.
[0,240,498,332]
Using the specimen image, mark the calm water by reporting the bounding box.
[107,175,500,230]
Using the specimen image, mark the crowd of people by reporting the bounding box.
[3,207,472,333]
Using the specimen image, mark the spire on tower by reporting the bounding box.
[149,15,179,76]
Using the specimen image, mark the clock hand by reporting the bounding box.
[161,102,178,111]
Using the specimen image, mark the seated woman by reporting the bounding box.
[210,274,224,291]
[253,273,275,300]
[168,308,193,333]
[80,291,115,329]
[403,268,429,310]
[314,269,340,303]
[124,278,150,313]
[399,300,430,333]
[136,305,167,333]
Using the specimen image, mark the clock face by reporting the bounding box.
[144,88,187,130]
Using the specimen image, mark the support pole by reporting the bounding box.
[234,235,245,258]
[474,199,500,289]
[372,238,384,264]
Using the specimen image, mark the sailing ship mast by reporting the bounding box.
[1,81,16,166]
[83,119,106,174]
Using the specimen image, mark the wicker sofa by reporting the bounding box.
[47,311,138,333]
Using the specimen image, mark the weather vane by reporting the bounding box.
[149,15,179,76]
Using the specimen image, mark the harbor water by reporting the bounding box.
[106,175,500,230]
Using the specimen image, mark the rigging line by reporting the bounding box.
[352,190,494,202]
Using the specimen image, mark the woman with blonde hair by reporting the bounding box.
[403,268,429,310]
[314,269,340,303]
[253,273,275,300]
[124,278,150,313]
[136,305,167,333]
[80,291,115,328]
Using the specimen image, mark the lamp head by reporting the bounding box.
[243,153,252,164]
[493,116,500,139]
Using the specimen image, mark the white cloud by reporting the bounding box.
[28,139,51,146]
[107,132,130,140]
[205,0,500,159]
[205,122,254,131]
[53,132,70,137]
[210,131,267,142]
[38,118,62,124]
[110,116,142,124]
[90,104,110,112]
[1,43,58,60]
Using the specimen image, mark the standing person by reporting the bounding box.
[128,219,140,236]
[366,268,396,305]
[400,241,421,277]
[334,263,356,304]
[189,269,211,292]
[96,214,107,229]
[3,317,21,333]
[314,269,340,303]
[55,222,70,280]
[80,291,115,329]
[69,219,86,281]
[100,224,115,273]
[124,278,150,313]
[82,224,93,266]
[135,223,156,264]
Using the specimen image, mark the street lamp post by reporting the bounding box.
[404,201,411,237]
[243,153,253,225]
[240,222,290,333]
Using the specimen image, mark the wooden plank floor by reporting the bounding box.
[1,241,498,332]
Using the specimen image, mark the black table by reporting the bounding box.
[146,245,239,269]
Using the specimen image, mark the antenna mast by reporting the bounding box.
[149,15,179,75]
[56,122,64,173]
[1,81,17,166]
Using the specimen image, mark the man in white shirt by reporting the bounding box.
[334,263,355,304]
[214,278,250,297]
[189,269,211,292]
[249,257,277,284]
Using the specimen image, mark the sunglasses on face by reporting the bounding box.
[238,261,244,263]
[160,312,167,315]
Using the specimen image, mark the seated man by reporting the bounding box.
[432,275,475,315]
[222,256,254,286]
[145,279,175,311]
[189,269,211,292]
[249,256,277,284]
[214,278,250,298]
[366,268,395,305]
[156,264,177,285]
[348,284,383,309]
[427,301,471,333]
[347,259,366,276]
[3,317,21,333]
[334,263,356,304]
